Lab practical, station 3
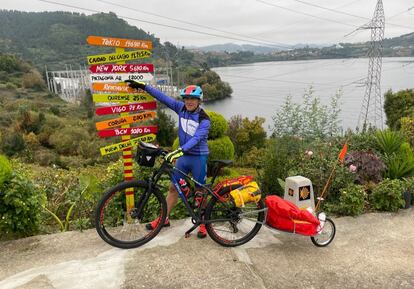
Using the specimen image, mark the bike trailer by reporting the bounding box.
[265,195,319,236]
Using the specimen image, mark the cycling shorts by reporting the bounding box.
[173,154,208,187]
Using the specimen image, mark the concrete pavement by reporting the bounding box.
[0,208,413,289]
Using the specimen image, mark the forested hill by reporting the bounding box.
[0,10,162,70]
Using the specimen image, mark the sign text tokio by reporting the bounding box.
[98,125,158,138]
[95,101,157,116]
[87,36,153,50]
[89,64,154,73]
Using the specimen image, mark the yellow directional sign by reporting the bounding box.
[87,50,151,65]
[100,134,156,156]
[95,111,156,131]
[92,93,153,103]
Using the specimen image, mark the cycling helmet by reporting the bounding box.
[180,85,203,99]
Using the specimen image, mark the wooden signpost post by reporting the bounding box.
[87,35,156,217]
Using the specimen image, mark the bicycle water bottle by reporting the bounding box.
[179,178,191,199]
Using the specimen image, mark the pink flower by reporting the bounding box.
[349,164,357,172]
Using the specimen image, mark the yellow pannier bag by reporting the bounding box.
[230,181,262,207]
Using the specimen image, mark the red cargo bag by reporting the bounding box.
[265,195,320,236]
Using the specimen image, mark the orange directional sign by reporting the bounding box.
[95,111,156,131]
[87,50,151,65]
[100,134,156,156]
[87,36,153,50]
[92,93,153,103]
[92,83,141,93]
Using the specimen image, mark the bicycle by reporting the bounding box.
[95,141,265,249]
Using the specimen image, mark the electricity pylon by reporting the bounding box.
[358,0,385,130]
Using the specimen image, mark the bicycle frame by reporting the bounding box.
[139,159,218,236]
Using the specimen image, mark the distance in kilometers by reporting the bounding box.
[96,111,156,131]
[87,50,151,65]
[95,101,157,116]
[87,36,152,50]
[89,64,154,73]
[98,125,158,138]
[100,134,156,156]
[90,73,153,83]
[93,93,153,103]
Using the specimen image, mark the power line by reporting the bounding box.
[96,0,292,49]
[283,0,414,30]
[387,6,414,20]
[256,0,358,28]
[37,0,290,48]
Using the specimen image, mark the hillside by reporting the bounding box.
[0,10,161,70]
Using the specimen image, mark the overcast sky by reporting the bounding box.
[2,0,414,47]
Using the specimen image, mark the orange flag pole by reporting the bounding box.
[315,142,348,212]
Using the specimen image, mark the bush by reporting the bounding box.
[370,178,405,212]
[208,136,234,161]
[0,165,45,238]
[384,89,414,129]
[259,137,303,196]
[400,117,414,147]
[337,184,366,216]
[271,88,341,138]
[0,155,12,186]
[227,115,266,157]
[49,126,90,155]
[206,110,228,139]
[22,70,46,90]
[1,132,26,156]
[151,108,176,147]
[345,151,386,185]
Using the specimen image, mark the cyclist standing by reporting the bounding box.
[125,80,211,238]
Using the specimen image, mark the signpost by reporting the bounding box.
[87,36,156,217]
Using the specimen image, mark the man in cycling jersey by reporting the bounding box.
[126,80,210,238]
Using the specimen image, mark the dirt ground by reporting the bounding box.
[0,208,413,289]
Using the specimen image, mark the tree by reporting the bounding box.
[384,89,414,129]
[227,115,266,157]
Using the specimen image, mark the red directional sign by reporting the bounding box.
[95,101,157,116]
[98,126,158,138]
[89,64,154,73]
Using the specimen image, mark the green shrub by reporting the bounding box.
[384,89,414,129]
[370,178,405,212]
[337,184,366,216]
[0,155,12,186]
[258,137,303,196]
[400,117,414,147]
[1,132,26,156]
[208,136,234,161]
[22,70,46,90]
[206,110,228,139]
[374,129,404,157]
[0,166,45,238]
[227,115,266,157]
[49,126,90,155]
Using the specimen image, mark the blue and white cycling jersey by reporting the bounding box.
[145,86,210,156]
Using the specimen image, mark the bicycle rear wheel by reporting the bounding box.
[95,180,167,249]
[205,191,265,247]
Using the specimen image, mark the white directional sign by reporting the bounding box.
[89,73,154,83]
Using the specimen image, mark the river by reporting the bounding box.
[203,57,414,134]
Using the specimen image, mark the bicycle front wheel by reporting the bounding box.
[205,192,265,247]
[95,180,167,249]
